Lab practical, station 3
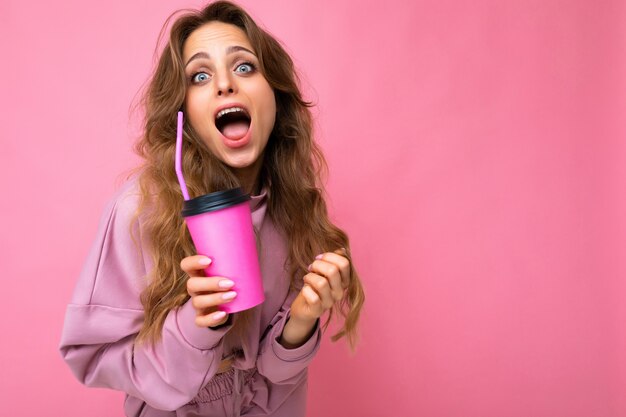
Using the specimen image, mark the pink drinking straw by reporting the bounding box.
[175,111,190,201]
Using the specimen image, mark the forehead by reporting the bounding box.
[183,21,253,60]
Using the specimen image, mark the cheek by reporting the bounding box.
[186,91,204,116]
[258,86,276,129]
[185,92,212,133]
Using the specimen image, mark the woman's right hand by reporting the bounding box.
[181,255,237,328]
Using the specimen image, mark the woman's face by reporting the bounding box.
[182,21,276,172]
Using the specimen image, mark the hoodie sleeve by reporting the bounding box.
[58,180,233,411]
[255,286,322,384]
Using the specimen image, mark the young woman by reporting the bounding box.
[59,1,364,416]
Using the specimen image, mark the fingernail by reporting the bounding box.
[315,254,324,260]
[307,263,313,271]
[213,311,226,320]
[199,257,212,265]
[222,291,237,300]
[218,279,235,288]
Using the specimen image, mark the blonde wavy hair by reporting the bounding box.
[124,0,364,352]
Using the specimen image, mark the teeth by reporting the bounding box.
[216,107,248,120]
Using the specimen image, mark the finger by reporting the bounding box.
[180,255,213,277]
[332,250,351,288]
[322,251,351,287]
[303,273,335,310]
[301,283,323,315]
[195,310,230,328]
[191,291,238,310]
[308,260,344,301]
[186,276,236,297]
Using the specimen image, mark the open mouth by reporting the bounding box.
[215,108,251,141]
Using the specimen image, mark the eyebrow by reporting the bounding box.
[185,45,256,68]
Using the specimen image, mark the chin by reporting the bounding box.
[221,152,261,169]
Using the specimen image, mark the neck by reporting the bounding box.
[231,157,263,196]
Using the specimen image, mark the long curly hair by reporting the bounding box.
[124,0,364,352]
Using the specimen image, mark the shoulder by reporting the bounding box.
[106,174,143,220]
[96,173,152,244]
[85,175,144,260]
[102,173,153,262]
[69,174,150,308]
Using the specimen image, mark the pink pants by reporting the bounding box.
[125,367,309,417]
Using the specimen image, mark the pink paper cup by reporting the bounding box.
[182,187,265,313]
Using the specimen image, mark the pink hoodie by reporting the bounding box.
[59,175,321,416]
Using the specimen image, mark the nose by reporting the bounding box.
[215,69,236,96]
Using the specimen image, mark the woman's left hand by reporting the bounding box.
[289,248,351,323]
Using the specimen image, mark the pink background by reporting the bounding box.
[1,0,625,416]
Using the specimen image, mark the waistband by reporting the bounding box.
[187,367,257,404]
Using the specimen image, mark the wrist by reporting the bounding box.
[279,315,319,349]
[289,314,318,329]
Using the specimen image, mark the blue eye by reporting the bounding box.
[236,62,255,73]
[189,62,255,85]
[191,72,209,84]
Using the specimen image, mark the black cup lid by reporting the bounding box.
[181,187,250,217]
